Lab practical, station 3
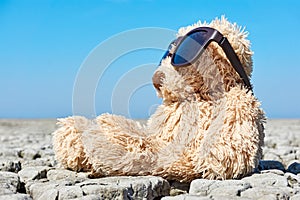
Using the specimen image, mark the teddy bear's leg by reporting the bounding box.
[81,113,156,177]
[52,116,92,172]
[193,87,265,180]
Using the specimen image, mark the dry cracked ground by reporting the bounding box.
[0,119,300,200]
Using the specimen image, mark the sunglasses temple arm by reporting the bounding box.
[219,38,253,91]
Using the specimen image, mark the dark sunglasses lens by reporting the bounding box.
[172,30,209,66]
[159,38,179,64]
[159,50,170,64]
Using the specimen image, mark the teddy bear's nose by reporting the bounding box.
[152,71,165,91]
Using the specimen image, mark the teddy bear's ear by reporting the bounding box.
[152,71,165,92]
[209,16,253,77]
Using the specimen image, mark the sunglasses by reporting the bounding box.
[161,27,252,90]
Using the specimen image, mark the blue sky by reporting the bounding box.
[0,0,299,119]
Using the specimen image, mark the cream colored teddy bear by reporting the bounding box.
[53,17,265,182]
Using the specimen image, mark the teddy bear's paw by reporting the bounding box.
[52,116,92,172]
[87,169,106,179]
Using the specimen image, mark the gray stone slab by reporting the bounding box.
[47,169,86,181]
[0,171,20,195]
[189,179,251,197]
[29,182,59,200]
[18,166,51,183]
[162,194,211,200]
[77,176,170,200]
[240,186,292,199]
[58,185,83,200]
[0,194,32,200]
[291,194,300,200]
[241,173,288,187]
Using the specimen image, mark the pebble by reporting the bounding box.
[257,160,286,171]
[0,119,299,199]
[284,172,300,187]
[287,162,300,174]
[0,158,22,173]
[169,181,190,196]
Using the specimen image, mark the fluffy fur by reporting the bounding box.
[52,17,265,182]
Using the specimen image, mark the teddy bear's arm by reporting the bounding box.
[81,113,156,177]
[192,87,265,180]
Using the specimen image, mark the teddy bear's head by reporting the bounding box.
[153,17,253,104]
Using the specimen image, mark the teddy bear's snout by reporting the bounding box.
[152,71,165,91]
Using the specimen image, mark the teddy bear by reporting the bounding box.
[52,17,265,182]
